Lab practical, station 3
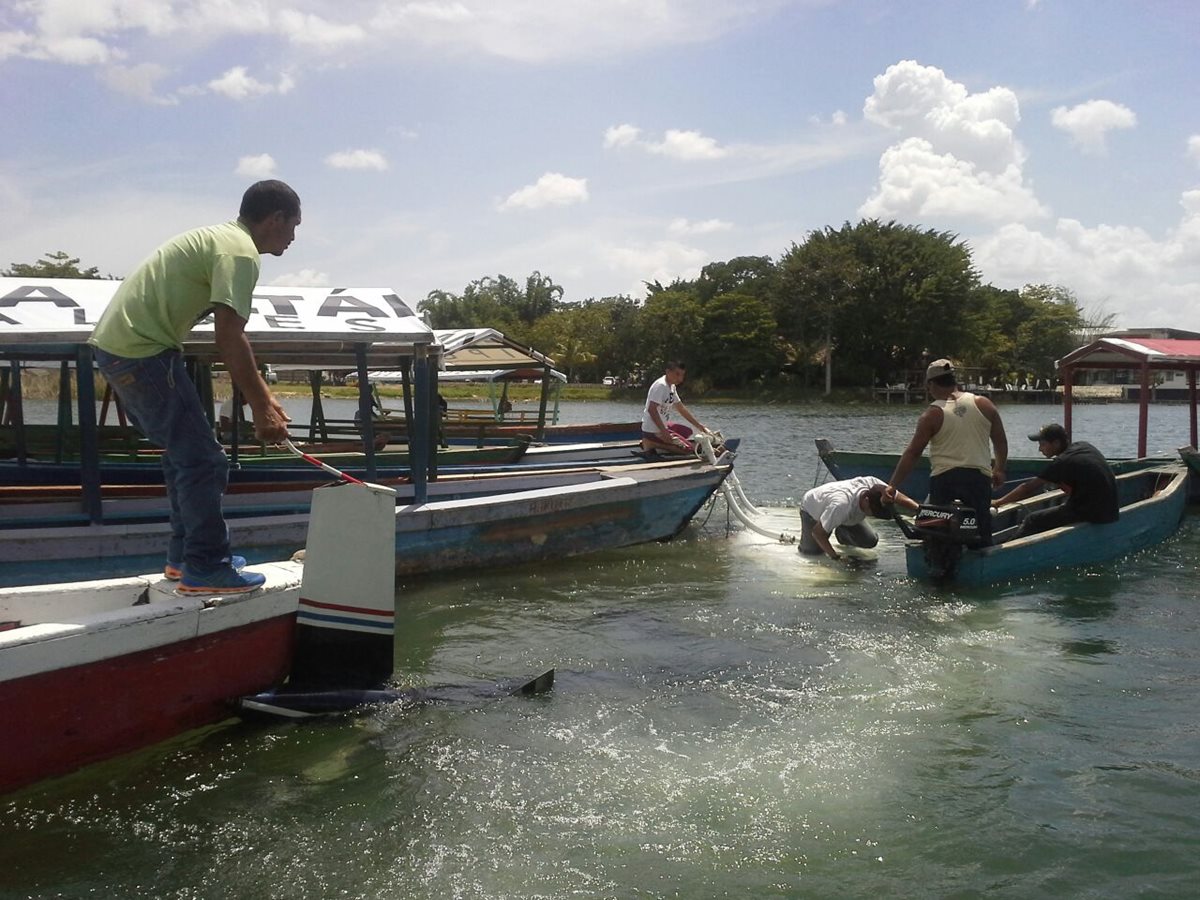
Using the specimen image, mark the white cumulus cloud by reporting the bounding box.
[604,123,642,149]
[1051,100,1137,154]
[236,154,278,178]
[366,0,782,64]
[277,9,366,49]
[99,62,176,104]
[2,0,788,74]
[499,173,589,211]
[603,124,728,161]
[0,30,35,60]
[325,149,389,171]
[861,137,1045,224]
[860,60,1044,225]
[973,195,1200,328]
[667,217,733,235]
[649,129,728,161]
[857,59,1200,328]
[37,35,113,65]
[208,66,293,100]
[603,239,709,296]
[265,267,331,287]
[864,59,1023,173]
[1186,135,1200,166]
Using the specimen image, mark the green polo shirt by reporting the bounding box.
[90,220,261,358]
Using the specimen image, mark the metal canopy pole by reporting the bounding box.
[411,345,431,504]
[229,384,242,469]
[536,363,551,441]
[1190,368,1198,449]
[354,345,377,482]
[400,366,413,428]
[308,369,327,442]
[9,361,26,463]
[1138,361,1150,457]
[0,366,8,424]
[56,360,72,463]
[1061,365,1073,441]
[76,346,103,524]
[426,351,441,480]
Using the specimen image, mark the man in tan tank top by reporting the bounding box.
[884,358,1008,544]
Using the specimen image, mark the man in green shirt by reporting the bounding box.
[89,180,300,594]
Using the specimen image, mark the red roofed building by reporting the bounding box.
[1058,330,1200,456]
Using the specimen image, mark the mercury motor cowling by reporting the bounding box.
[896,501,981,580]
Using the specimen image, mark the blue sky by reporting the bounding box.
[3,0,1199,329]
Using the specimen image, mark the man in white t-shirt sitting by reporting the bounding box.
[640,361,711,455]
[800,476,919,562]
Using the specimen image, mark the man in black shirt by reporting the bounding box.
[994,423,1119,536]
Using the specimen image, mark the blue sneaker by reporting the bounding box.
[166,555,246,581]
[178,563,265,595]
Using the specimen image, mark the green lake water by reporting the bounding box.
[3,401,1198,899]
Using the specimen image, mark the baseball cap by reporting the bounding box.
[925,358,955,381]
[1028,423,1068,443]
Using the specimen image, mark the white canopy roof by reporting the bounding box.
[370,367,567,384]
[432,328,555,371]
[0,278,433,347]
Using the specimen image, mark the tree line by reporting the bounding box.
[419,220,1111,392]
[6,220,1111,392]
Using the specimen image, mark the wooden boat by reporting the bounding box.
[0,278,731,584]
[0,436,725,526]
[3,423,526,469]
[815,438,1171,500]
[1,279,445,488]
[0,443,701,514]
[521,437,738,466]
[1179,445,1200,479]
[231,439,526,467]
[0,443,530,489]
[0,436,740,548]
[0,449,731,524]
[360,328,641,446]
[0,280,732,792]
[357,413,641,447]
[1,479,400,795]
[1,422,148,459]
[0,436,694,493]
[440,419,641,446]
[0,455,731,587]
[895,464,1189,586]
[2,563,304,792]
[1,423,527,468]
[0,436,690,491]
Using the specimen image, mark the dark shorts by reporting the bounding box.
[1019,504,1082,537]
[929,467,994,545]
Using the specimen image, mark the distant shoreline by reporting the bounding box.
[14,369,1184,406]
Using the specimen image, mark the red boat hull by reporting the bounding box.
[1,614,294,794]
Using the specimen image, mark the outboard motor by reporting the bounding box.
[897,501,980,580]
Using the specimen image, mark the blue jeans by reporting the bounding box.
[94,348,231,571]
[929,467,993,546]
[798,510,879,555]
